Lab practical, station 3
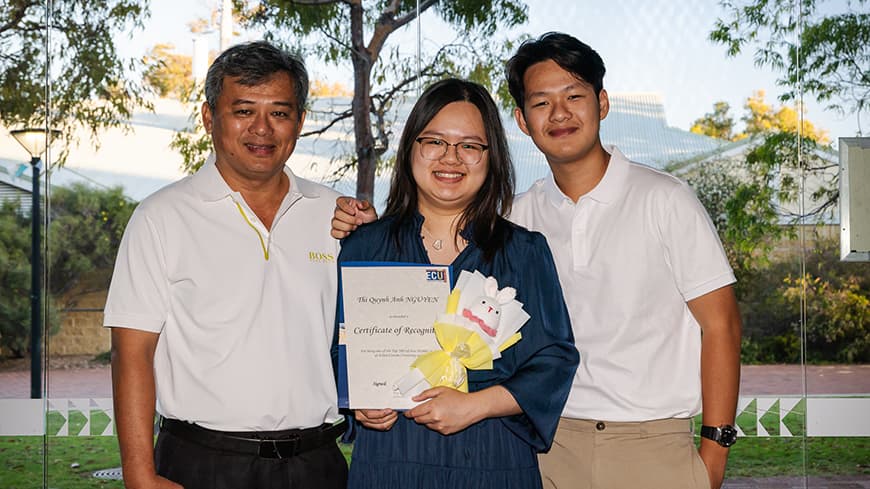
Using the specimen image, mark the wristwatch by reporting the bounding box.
[700,424,738,447]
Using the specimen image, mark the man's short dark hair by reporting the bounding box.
[506,32,606,111]
[204,40,308,119]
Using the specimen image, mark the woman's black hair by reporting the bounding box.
[384,78,514,261]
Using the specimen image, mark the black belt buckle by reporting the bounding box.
[258,435,300,459]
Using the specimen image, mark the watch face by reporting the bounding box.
[719,425,738,447]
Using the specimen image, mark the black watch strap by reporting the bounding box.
[700,424,738,447]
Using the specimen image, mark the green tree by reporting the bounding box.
[47,184,136,300]
[175,0,528,202]
[0,1,150,160]
[690,101,736,140]
[0,200,36,357]
[679,92,838,299]
[143,43,194,100]
[682,134,849,363]
[692,91,830,143]
[710,0,869,134]
[682,93,847,363]
[0,185,135,358]
[741,90,828,142]
[745,235,870,364]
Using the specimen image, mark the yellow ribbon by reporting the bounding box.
[410,322,491,392]
[407,288,522,393]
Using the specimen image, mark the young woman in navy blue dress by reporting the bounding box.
[338,78,578,489]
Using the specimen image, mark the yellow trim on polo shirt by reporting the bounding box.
[234,201,269,261]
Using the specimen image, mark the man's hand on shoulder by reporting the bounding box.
[331,197,378,239]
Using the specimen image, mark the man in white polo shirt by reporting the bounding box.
[105,41,346,489]
[332,33,741,489]
[504,33,741,489]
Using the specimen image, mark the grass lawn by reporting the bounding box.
[0,436,123,489]
[726,437,870,477]
[1,404,866,487]
[1,435,867,488]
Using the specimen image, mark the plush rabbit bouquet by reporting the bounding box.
[394,270,530,395]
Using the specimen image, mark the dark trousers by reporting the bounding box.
[154,426,348,489]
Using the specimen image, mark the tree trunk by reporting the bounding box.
[349,2,376,203]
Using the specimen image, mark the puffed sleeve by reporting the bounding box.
[497,231,578,452]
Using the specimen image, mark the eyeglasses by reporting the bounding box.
[414,137,489,165]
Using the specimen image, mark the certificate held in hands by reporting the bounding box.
[337,262,452,409]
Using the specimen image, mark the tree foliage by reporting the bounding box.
[0,184,135,358]
[174,0,528,202]
[738,235,870,364]
[691,91,828,143]
[681,91,837,300]
[143,43,194,100]
[690,101,736,140]
[683,92,858,364]
[0,200,37,357]
[686,137,862,363]
[710,0,869,134]
[741,90,828,142]
[0,0,150,161]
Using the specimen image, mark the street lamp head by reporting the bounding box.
[10,128,61,159]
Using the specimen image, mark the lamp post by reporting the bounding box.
[10,128,59,399]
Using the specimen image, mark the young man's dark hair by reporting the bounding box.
[205,40,309,118]
[506,32,606,110]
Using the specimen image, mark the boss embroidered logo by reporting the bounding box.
[309,252,335,263]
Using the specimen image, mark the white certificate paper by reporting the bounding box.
[338,262,451,409]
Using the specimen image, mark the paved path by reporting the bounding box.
[724,477,870,488]
[740,365,870,396]
[0,364,112,398]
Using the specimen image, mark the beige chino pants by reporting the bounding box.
[539,418,711,489]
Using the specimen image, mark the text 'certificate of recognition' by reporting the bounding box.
[338,262,451,409]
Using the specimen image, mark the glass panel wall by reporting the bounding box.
[512,1,806,484]
[493,1,866,487]
[1,0,51,486]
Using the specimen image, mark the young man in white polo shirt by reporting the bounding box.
[505,32,741,489]
[332,32,741,489]
[105,41,347,489]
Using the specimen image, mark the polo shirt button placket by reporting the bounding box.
[572,201,591,269]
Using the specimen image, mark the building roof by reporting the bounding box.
[667,135,840,224]
[1,93,722,206]
[292,93,724,208]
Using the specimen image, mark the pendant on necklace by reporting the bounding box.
[432,238,443,251]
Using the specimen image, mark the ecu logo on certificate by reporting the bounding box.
[337,262,452,409]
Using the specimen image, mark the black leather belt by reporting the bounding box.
[160,417,347,459]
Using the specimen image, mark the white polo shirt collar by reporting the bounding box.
[541,145,630,207]
[191,152,321,203]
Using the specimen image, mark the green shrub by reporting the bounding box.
[738,235,870,364]
[0,185,135,359]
